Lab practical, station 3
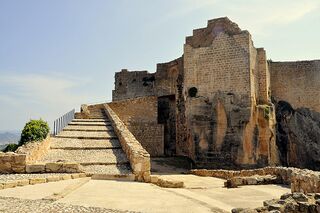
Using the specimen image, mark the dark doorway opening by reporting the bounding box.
[158,95,176,156]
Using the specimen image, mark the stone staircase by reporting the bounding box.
[39,105,134,180]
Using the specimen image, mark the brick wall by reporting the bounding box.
[269,60,320,112]
[108,96,164,156]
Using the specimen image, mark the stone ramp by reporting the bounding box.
[39,111,133,178]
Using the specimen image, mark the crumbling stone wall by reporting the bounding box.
[191,167,320,193]
[183,17,278,168]
[108,96,164,156]
[270,60,320,112]
[112,70,156,101]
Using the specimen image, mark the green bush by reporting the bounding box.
[3,143,19,152]
[19,119,50,146]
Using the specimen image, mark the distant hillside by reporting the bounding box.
[0,131,20,145]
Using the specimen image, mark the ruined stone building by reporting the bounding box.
[110,17,320,170]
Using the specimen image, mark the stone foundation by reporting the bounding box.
[0,152,26,173]
[191,167,320,193]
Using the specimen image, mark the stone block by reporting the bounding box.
[45,162,63,173]
[62,175,72,180]
[0,183,3,190]
[150,175,159,184]
[157,178,184,188]
[3,181,18,189]
[46,176,60,182]
[30,178,46,185]
[246,177,257,185]
[62,163,81,173]
[78,173,87,178]
[26,164,45,173]
[17,179,30,186]
[71,174,80,179]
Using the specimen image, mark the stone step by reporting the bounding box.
[63,125,113,131]
[50,138,121,149]
[81,164,133,177]
[68,122,111,126]
[72,119,109,122]
[88,116,108,119]
[39,149,129,165]
[56,131,117,139]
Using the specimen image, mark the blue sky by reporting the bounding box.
[1,0,320,132]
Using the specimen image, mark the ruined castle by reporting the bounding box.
[110,17,320,170]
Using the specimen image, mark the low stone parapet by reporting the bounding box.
[104,104,151,182]
[191,167,320,193]
[224,175,279,188]
[26,162,82,173]
[0,152,26,173]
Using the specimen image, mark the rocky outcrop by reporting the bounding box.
[232,192,320,213]
[275,100,320,170]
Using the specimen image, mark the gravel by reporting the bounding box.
[56,131,116,139]
[50,138,121,149]
[81,164,132,175]
[63,125,113,131]
[0,196,138,213]
[39,149,129,164]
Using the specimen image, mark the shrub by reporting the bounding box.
[3,143,19,152]
[19,119,50,146]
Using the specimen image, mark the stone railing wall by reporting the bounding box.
[26,162,82,173]
[16,135,51,164]
[0,135,55,174]
[0,152,26,173]
[191,167,320,193]
[104,104,151,182]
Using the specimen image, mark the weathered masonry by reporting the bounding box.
[111,17,320,170]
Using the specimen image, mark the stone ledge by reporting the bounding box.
[26,162,83,173]
[224,175,279,188]
[150,175,184,188]
[0,173,87,191]
[104,104,151,182]
[191,167,320,193]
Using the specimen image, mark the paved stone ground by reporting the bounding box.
[0,196,136,213]
[0,173,76,182]
[0,175,290,213]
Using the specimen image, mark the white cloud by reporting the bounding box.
[0,73,93,131]
[220,0,320,36]
[0,73,88,106]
